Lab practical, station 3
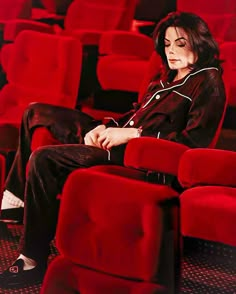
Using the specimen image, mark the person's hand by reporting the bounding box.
[97,127,138,150]
[84,124,106,147]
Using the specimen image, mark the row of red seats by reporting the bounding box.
[0,29,233,293]
[1,137,235,293]
[0,1,235,292]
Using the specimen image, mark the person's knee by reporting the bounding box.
[27,146,54,176]
[22,102,44,123]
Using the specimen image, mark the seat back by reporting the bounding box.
[177,0,236,14]
[200,14,236,43]
[0,29,82,119]
[0,0,32,21]
[54,169,179,292]
[64,0,137,32]
[220,42,236,107]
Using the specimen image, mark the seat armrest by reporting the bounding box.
[178,148,236,188]
[3,19,54,42]
[99,30,154,59]
[124,138,189,175]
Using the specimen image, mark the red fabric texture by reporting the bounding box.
[200,14,236,43]
[99,31,153,59]
[0,0,31,22]
[125,138,189,176]
[179,148,236,246]
[178,148,236,188]
[177,0,236,14]
[137,52,162,103]
[181,186,236,246]
[64,0,137,32]
[4,0,137,44]
[3,19,54,42]
[81,106,123,121]
[0,30,82,118]
[97,32,156,93]
[31,128,60,152]
[0,30,82,150]
[0,43,14,73]
[56,169,179,287]
[220,42,236,106]
[86,50,161,119]
[97,55,150,92]
[41,256,165,294]
[89,165,146,181]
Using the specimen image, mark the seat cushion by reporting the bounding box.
[181,186,236,247]
[41,256,164,294]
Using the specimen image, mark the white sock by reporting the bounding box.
[1,190,24,209]
[17,254,37,270]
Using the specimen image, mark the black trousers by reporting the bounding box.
[5,103,125,263]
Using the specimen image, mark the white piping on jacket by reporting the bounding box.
[122,67,218,127]
[142,67,218,108]
[104,117,119,126]
[173,90,192,101]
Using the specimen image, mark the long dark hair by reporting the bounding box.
[153,11,222,81]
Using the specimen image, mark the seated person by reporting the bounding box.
[0,11,226,288]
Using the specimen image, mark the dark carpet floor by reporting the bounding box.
[0,223,235,294]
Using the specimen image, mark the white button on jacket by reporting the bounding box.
[129,120,134,126]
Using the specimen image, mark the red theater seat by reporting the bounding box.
[3,0,138,46]
[41,169,180,294]
[200,14,236,44]
[0,30,82,151]
[177,0,236,15]
[0,0,31,31]
[31,44,161,150]
[40,146,235,294]
[180,148,236,247]
[220,42,236,107]
[82,31,160,120]
[177,1,236,44]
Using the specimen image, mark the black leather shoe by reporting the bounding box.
[0,208,24,224]
[0,259,47,288]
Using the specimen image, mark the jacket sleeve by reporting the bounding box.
[155,73,226,148]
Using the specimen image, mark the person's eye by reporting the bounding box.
[176,42,186,47]
[164,43,170,47]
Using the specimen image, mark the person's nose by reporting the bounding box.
[169,43,175,54]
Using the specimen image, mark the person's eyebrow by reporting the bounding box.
[164,37,187,42]
[175,37,187,42]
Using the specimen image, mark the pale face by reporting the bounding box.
[164,26,197,79]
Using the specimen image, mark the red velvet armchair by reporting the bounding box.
[0,29,82,152]
[179,148,236,247]
[40,144,236,293]
[3,0,138,46]
[81,30,158,120]
[0,0,31,32]
[41,167,182,294]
